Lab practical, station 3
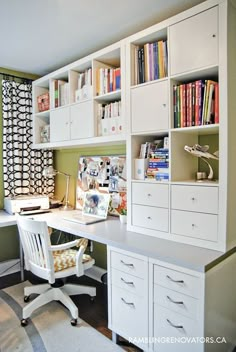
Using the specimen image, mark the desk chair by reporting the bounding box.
[16,216,96,326]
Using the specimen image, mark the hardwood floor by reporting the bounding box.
[0,271,142,352]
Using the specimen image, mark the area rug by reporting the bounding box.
[0,281,124,352]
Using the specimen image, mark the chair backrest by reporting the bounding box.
[16,216,55,283]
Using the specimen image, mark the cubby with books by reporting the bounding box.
[32,42,126,148]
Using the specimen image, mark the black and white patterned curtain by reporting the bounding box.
[2,78,54,197]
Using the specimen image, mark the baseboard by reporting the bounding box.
[0,259,21,277]
[85,265,107,283]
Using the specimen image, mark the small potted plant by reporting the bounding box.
[119,208,127,224]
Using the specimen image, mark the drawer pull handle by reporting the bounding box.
[191,197,195,201]
[121,297,135,308]
[166,319,183,329]
[147,216,152,220]
[121,278,134,286]
[147,193,152,197]
[166,275,184,284]
[120,260,134,268]
[167,295,184,305]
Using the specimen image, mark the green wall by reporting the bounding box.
[54,144,126,269]
[0,68,39,262]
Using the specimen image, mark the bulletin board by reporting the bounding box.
[76,155,127,216]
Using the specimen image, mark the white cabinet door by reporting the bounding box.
[50,106,70,142]
[70,101,94,139]
[169,7,218,75]
[131,80,168,133]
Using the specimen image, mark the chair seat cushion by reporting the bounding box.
[53,249,92,272]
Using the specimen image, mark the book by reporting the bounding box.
[54,80,59,108]
[214,83,219,123]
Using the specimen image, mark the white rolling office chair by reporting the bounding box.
[16,216,96,326]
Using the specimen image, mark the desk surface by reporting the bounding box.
[1,210,234,273]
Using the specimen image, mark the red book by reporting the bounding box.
[54,80,59,108]
[215,83,219,124]
[180,84,186,127]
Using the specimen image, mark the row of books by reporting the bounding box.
[96,67,121,96]
[51,79,69,108]
[97,101,121,119]
[173,79,219,128]
[134,40,168,85]
[77,68,92,89]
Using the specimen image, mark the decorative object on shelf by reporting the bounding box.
[43,166,73,210]
[184,144,219,180]
[37,92,50,112]
[40,125,50,143]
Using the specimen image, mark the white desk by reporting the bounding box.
[0,209,234,273]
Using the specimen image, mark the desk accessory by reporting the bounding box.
[43,166,72,210]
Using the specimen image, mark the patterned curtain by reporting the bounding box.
[2,78,54,197]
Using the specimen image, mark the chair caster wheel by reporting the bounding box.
[70,318,77,326]
[24,296,30,302]
[21,319,28,327]
[90,296,95,303]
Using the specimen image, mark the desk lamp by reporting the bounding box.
[43,166,72,210]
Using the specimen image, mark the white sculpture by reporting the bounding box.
[184,144,219,180]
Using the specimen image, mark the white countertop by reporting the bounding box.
[1,209,234,273]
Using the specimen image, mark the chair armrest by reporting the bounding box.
[49,240,79,251]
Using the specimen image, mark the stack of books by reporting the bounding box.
[134,40,168,85]
[146,148,169,181]
[173,79,219,128]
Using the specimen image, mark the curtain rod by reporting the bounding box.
[0,72,33,82]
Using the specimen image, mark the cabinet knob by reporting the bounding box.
[163,103,166,107]
[212,34,216,38]
[192,224,195,228]
[191,197,195,201]
[147,216,152,220]
[147,193,152,197]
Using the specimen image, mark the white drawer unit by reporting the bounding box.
[111,285,148,349]
[154,284,200,320]
[154,264,201,299]
[132,182,169,208]
[111,268,145,297]
[171,210,218,242]
[132,204,169,232]
[110,249,145,278]
[171,185,218,214]
[108,247,149,351]
[153,305,202,352]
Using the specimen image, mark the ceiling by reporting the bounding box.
[1,0,205,76]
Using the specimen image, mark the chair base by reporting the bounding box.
[23,283,96,321]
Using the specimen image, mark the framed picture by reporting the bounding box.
[76,155,127,216]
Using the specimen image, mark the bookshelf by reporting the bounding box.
[126,0,236,254]
[32,0,236,253]
[32,42,125,148]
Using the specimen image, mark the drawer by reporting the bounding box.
[132,204,169,232]
[153,305,201,352]
[111,285,148,343]
[171,209,218,242]
[171,185,218,214]
[132,182,169,208]
[111,268,145,297]
[154,284,200,320]
[154,265,200,298]
[111,250,146,279]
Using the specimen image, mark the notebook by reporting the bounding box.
[63,192,110,225]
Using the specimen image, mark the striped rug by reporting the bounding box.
[0,281,124,352]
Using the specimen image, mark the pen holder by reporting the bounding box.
[134,158,149,180]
